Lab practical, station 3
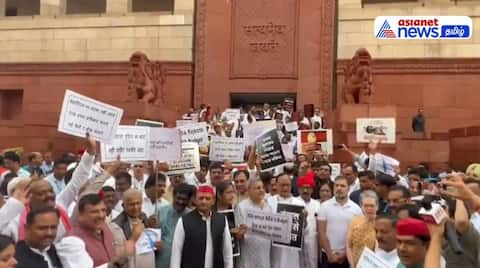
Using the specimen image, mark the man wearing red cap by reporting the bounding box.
[396,217,437,268]
[170,184,233,268]
[295,171,321,268]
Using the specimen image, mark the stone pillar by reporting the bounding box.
[174,0,194,14]
[40,0,66,16]
[0,0,5,17]
[106,0,129,14]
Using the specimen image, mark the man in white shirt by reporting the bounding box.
[170,185,233,268]
[294,172,321,268]
[318,176,362,268]
[129,162,148,192]
[374,214,400,267]
[142,173,169,217]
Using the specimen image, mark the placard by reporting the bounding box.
[167,142,200,175]
[356,118,396,144]
[356,247,390,268]
[218,209,240,257]
[244,120,276,145]
[136,228,162,255]
[209,136,245,163]
[148,128,181,161]
[244,210,292,244]
[176,120,195,127]
[273,204,305,250]
[222,109,241,122]
[100,126,150,162]
[135,119,164,128]
[58,90,123,143]
[297,129,333,155]
[330,163,341,182]
[255,129,286,171]
[285,122,298,132]
[177,122,209,146]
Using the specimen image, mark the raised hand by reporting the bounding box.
[85,132,97,155]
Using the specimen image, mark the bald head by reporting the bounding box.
[29,179,55,210]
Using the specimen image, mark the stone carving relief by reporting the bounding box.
[342,48,374,104]
[127,51,166,105]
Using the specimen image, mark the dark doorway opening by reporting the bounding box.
[230,93,296,110]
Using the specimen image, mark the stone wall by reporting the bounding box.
[338,0,480,58]
[0,0,194,62]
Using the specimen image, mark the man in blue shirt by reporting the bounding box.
[45,159,69,195]
[155,183,195,268]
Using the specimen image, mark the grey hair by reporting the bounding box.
[122,188,142,202]
[360,190,379,206]
[247,178,263,189]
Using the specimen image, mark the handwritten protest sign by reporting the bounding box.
[222,109,241,122]
[256,129,286,171]
[356,247,390,268]
[167,142,200,175]
[148,128,181,161]
[273,204,305,250]
[177,122,209,146]
[245,210,292,244]
[209,136,245,163]
[244,120,276,145]
[135,119,164,128]
[297,129,333,155]
[136,228,162,255]
[58,90,123,143]
[100,126,150,162]
[218,209,240,257]
[356,118,396,144]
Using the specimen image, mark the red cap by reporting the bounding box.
[297,171,316,188]
[396,218,430,238]
[198,185,215,196]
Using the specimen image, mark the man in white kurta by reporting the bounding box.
[236,179,272,268]
[294,172,321,268]
[267,174,304,268]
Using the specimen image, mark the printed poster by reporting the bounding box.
[356,118,396,144]
[218,209,240,257]
[255,129,286,171]
[297,129,333,155]
[273,204,305,250]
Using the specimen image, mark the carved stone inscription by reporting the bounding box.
[230,0,298,78]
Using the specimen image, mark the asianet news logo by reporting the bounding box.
[374,16,472,39]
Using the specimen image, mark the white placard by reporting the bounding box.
[135,119,164,128]
[330,163,341,182]
[100,126,150,162]
[177,122,209,146]
[356,118,396,144]
[244,209,292,244]
[356,247,390,268]
[136,228,162,255]
[167,142,200,175]
[222,109,241,122]
[285,122,299,132]
[176,120,195,127]
[148,128,182,161]
[209,136,245,163]
[58,90,123,143]
[244,120,276,145]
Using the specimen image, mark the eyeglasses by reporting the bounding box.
[133,165,143,168]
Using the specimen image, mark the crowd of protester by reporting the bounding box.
[0,102,478,268]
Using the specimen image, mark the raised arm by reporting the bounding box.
[56,135,96,210]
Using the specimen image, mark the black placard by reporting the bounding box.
[218,210,240,257]
[273,204,305,250]
[255,129,286,171]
